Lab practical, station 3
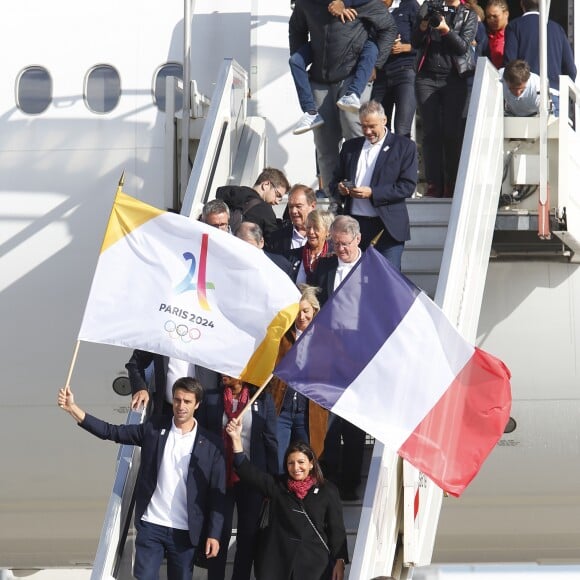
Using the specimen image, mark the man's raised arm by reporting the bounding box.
[58,385,86,424]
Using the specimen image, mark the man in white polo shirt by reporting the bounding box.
[58,377,225,580]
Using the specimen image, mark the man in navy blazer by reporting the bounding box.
[503,0,576,116]
[127,349,220,418]
[330,99,417,271]
[58,377,226,580]
[311,216,367,500]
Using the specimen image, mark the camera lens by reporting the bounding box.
[429,14,441,27]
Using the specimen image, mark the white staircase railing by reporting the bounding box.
[91,410,145,580]
[404,57,505,571]
[90,58,269,580]
[350,57,505,578]
[180,58,267,220]
[553,75,580,258]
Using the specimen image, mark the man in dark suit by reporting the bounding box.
[503,0,576,116]
[199,375,278,580]
[330,99,417,271]
[313,215,367,500]
[58,377,226,580]
[127,349,220,418]
[267,184,317,258]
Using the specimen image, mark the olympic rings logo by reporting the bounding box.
[164,320,201,342]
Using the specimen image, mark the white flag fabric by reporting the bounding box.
[78,190,300,384]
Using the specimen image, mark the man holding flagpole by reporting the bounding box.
[63,186,302,577]
[58,377,226,580]
[313,215,368,500]
[127,349,220,418]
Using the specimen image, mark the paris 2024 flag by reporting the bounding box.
[78,189,300,385]
[274,247,511,496]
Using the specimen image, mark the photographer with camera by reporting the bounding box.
[412,0,477,198]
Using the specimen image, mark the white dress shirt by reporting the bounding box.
[351,130,389,217]
[334,250,362,290]
[142,419,198,530]
[291,227,307,249]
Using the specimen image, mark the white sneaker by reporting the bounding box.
[293,112,324,135]
[336,93,361,113]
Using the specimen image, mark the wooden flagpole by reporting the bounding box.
[60,340,81,407]
[237,373,273,418]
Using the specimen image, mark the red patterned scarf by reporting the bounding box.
[287,475,316,499]
[223,386,250,487]
[302,240,328,275]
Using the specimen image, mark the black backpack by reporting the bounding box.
[229,196,263,234]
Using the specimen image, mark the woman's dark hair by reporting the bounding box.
[283,441,325,484]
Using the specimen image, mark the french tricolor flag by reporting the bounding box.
[274,248,511,497]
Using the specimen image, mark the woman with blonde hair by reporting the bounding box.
[293,209,334,285]
[269,283,329,472]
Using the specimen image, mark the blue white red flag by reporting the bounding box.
[274,247,511,496]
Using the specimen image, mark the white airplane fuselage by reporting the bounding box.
[1,0,579,571]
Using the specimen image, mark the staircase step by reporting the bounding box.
[407,224,448,247]
[405,273,439,297]
[403,249,445,272]
[407,198,452,224]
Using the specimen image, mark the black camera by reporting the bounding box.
[425,0,456,27]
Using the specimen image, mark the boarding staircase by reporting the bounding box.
[88,54,580,579]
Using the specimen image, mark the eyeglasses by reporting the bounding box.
[272,184,285,200]
[333,237,356,249]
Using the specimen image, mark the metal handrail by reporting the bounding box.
[349,58,505,578]
[90,409,145,580]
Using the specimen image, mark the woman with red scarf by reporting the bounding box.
[226,419,348,580]
[202,376,278,580]
[293,209,335,285]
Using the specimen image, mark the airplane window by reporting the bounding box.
[154,62,183,112]
[85,65,121,114]
[16,66,52,115]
